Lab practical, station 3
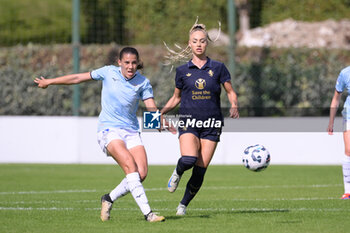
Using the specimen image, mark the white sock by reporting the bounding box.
[126,172,151,215]
[342,155,350,193]
[109,178,129,202]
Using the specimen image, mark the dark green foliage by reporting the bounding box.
[1,0,350,46]
[81,0,125,44]
[250,0,264,28]
[124,0,228,44]
[0,0,229,46]
[0,0,126,46]
[0,0,72,46]
[261,0,350,25]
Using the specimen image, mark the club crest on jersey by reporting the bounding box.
[195,78,206,90]
[208,70,214,77]
[186,73,192,77]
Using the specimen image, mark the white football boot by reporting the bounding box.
[167,168,182,193]
[145,212,165,222]
[176,203,187,216]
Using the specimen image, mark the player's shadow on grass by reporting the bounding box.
[165,215,210,220]
[165,209,289,220]
[230,209,289,214]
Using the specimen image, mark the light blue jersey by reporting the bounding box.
[335,66,350,119]
[90,65,153,131]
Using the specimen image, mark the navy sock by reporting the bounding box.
[102,193,113,203]
[180,165,207,206]
[176,156,197,176]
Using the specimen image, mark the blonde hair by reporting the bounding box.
[163,17,221,71]
[189,23,208,39]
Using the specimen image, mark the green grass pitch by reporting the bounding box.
[1,164,350,233]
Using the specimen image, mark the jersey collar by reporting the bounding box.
[187,57,212,69]
[118,67,138,81]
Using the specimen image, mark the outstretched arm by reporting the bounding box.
[34,72,92,89]
[328,90,342,135]
[223,81,239,119]
[143,98,177,134]
[160,88,181,115]
[143,98,158,112]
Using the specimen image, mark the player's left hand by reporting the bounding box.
[229,107,239,119]
[159,115,177,134]
[327,123,334,135]
[164,119,177,134]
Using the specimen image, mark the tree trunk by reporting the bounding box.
[239,6,250,33]
[236,0,250,34]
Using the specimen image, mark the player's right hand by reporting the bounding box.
[327,124,334,135]
[34,76,49,89]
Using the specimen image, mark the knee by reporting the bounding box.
[178,156,197,168]
[195,158,209,168]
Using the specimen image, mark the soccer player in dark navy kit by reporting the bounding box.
[161,22,239,215]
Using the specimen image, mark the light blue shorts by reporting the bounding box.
[342,107,350,132]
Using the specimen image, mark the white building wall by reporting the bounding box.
[0,116,344,165]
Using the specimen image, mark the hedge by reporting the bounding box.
[1,44,349,116]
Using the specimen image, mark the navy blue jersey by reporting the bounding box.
[175,57,230,121]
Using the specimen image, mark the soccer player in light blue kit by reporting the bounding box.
[34,47,168,222]
[328,66,350,199]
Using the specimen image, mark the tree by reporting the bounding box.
[81,0,125,44]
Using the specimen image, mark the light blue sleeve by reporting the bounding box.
[90,66,109,81]
[336,71,346,93]
[140,79,154,100]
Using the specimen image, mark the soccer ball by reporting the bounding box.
[242,144,270,172]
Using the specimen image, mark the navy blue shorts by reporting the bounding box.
[178,126,222,142]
